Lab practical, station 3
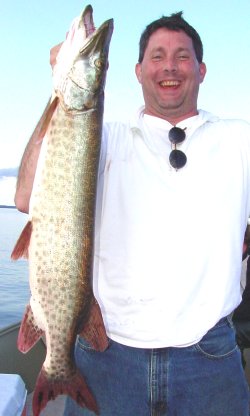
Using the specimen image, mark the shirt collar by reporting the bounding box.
[130,106,219,132]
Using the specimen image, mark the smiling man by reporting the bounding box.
[15,11,250,416]
[135,26,206,124]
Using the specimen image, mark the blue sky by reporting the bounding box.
[0,0,250,203]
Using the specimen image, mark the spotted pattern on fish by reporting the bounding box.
[12,6,113,415]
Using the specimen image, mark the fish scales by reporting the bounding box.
[31,107,100,367]
[11,5,113,416]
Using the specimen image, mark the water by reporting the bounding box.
[0,208,30,329]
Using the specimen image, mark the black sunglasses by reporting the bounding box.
[169,127,187,170]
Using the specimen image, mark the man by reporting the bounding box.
[15,11,250,416]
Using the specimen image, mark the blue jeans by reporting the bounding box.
[63,317,249,415]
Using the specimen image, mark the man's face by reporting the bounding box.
[135,28,206,124]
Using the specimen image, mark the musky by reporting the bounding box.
[1,0,250,204]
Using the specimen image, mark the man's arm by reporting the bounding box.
[50,41,63,69]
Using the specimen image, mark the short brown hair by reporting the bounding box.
[138,11,203,63]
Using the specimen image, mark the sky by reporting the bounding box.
[1,0,250,204]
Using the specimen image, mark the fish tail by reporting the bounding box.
[32,367,99,416]
[11,220,32,260]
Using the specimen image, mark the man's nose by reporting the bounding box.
[163,58,177,72]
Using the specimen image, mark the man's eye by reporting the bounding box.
[152,55,162,60]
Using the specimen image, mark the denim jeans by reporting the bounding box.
[63,317,249,415]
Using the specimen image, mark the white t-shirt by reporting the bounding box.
[93,108,250,348]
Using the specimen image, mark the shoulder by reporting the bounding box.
[210,117,250,134]
[199,110,250,131]
[103,120,130,139]
[99,119,134,171]
[102,107,144,143]
[101,109,143,154]
[214,119,250,150]
[101,120,131,155]
[200,112,250,144]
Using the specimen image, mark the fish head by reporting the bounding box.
[54,7,113,112]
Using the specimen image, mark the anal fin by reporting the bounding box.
[18,304,44,353]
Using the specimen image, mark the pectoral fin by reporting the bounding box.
[11,220,32,260]
[30,96,59,144]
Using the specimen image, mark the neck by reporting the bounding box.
[143,108,199,126]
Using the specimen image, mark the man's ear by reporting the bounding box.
[135,63,142,84]
[199,62,207,84]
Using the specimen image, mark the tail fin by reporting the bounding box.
[32,367,99,416]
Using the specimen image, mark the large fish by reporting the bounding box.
[11,5,113,416]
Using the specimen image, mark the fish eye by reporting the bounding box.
[94,58,104,69]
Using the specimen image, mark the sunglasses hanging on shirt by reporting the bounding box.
[168,127,187,170]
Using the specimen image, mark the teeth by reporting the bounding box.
[160,80,180,87]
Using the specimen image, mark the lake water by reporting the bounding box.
[0,208,30,329]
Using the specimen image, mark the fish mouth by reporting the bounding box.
[80,18,114,57]
[78,5,113,55]
[80,5,95,37]
[78,4,113,56]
